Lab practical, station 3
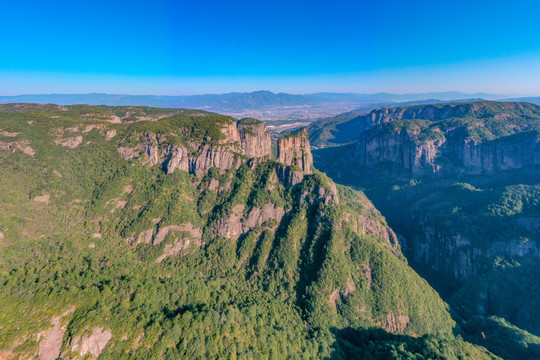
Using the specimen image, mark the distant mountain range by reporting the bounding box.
[2,90,536,121]
[0,90,504,109]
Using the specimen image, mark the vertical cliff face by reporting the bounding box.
[449,135,540,174]
[277,128,313,174]
[144,124,243,177]
[120,118,274,177]
[353,127,445,177]
[219,121,242,145]
[352,118,540,177]
[401,214,540,282]
[117,119,316,185]
[400,224,480,281]
[237,118,271,158]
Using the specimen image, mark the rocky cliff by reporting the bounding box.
[118,117,273,177]
[277,128,313,174]
[351,102,540,177]
[116,118,315,189]
[237,118,271,158]
[354,126,540,177]
[397,182,540,282]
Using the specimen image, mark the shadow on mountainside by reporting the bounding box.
[328,326,496,360]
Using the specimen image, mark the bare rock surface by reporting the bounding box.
[105,130,116,140]
[154,224,203,263]
[38,317,64,360]
[351,102,540,177]
[385,314,410,334]
[330,280,356,309]
[134,229,154,245]
[277,128,313,174]
[114,120,307,184]
[238,119,271,158]
[118,121,247,177]
[405,223,540,281]
[298,184,340,206]
[69,327,112,359]
[55,136,84,148]
[0,140,35,156]
[216,203,286,239]
[243,203,286,230]
[34,194,50,205]
[38,306,76,360]
[275,165,304,187]
[215,204,245,239]
[0,130,19,137]
[117,146,141,160]
[153,224,202,245]
[220,122,241,145]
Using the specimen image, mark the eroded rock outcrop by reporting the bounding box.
[275,164,305,187]
[220,121,241,144]
[215,204,245,239]
[67,327,112,359]
[403,226,480,280]
[385,314,410,334]
[330,280,356,309]
[116,120,317,184]
[118,134,242,178]
[353,127,445,177]
[118,118,273,177]
[55,136,84,148]
[215,203,286,239]
[277,128,313,174]
[155,224,203,263]
[38,307,76,360]
[153,224,202,245]
[238,118,271,158]
[0,139,35,156]
[243,203,286,231]
[297,182,339,206]
[400,217,540,281]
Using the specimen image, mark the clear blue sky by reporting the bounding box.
[1,0,540,95]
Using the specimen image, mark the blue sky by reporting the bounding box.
[1,0,540,95]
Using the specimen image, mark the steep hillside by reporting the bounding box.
[0,104,494,359]
[314,101,540,359]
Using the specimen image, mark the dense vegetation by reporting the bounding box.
[0,104,495,358]
[313,101,540,360]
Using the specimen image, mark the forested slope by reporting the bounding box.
[0,104,494,359]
